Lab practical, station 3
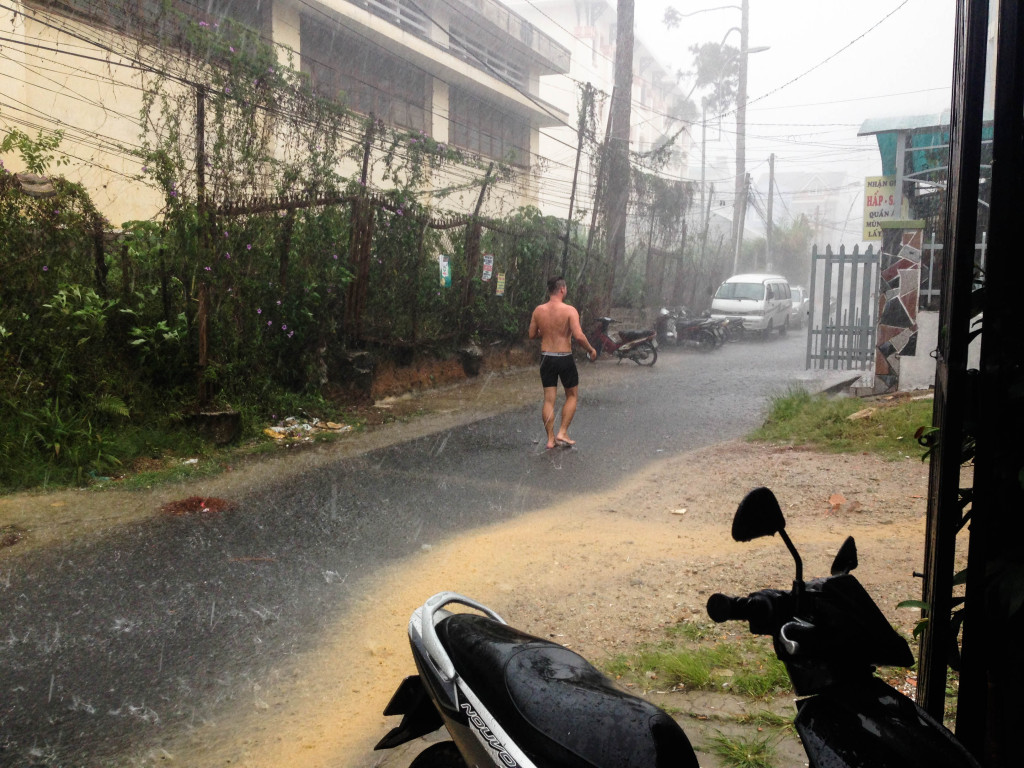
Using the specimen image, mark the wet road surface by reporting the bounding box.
[0,333,835,765]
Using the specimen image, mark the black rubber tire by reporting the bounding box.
[762,320,773,340]
[632,341,657,366]
[696,329,717,351]
[779,317,789,336]
[408,742,468,768]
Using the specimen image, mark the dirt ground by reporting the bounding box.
[0,360,938,768]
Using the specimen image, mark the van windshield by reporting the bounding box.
[715,282,764,301]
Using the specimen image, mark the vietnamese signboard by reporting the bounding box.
[863,176,908,240]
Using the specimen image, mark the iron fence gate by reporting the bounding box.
[805,244,879,370]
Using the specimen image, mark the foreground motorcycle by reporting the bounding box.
[376,486,980,768]
[708,486,980,768]
[588,317,657,366]
[375,592,697,767]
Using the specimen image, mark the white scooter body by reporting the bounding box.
[376,592,699,768]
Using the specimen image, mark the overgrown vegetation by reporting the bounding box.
[0,7,728,492]
[749,387,934,458]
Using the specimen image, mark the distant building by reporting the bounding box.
[757,170,858,248]
[507,0,695,220]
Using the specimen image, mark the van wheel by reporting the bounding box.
[779,318,789,336]
[762,320,773,340]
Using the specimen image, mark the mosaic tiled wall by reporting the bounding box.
[874,229,923,393]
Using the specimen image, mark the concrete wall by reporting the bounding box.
[898,310,983,391]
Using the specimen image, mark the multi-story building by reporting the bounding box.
[507,0,694,220]
[0,0,569,223]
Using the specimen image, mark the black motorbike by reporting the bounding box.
[657,307,726,351]
[708,486,981,768]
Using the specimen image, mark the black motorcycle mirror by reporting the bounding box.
[831,536,858,576]
[733,487,804,587]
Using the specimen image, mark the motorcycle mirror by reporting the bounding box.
[830,536,858,575]
[734,487,805,588]
[732,487,786,542]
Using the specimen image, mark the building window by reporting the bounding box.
[301,17,429,133]
[449,88,530,167]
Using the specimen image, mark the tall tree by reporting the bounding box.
[604,0,634,306]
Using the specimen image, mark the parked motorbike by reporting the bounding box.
[658,307,726,351]
[375,591,699,768]
[375,486,982,768]
[655,308,677,346]
[707,486,981,768]
[588,317,657,366]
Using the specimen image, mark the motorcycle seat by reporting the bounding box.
[437,613,697,768]
[617,329,650,342]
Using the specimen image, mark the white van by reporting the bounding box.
[710,273,793,336]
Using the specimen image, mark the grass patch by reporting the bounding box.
[706,732,778,768]
[730,655,790,698]
[749,387,933,459]
[604,624,791,700]
[736,710,794,733]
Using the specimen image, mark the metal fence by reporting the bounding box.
[805,244,879,370]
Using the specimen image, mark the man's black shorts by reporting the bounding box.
[540,353,579,389]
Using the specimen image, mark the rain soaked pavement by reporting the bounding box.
[0,333,847,766]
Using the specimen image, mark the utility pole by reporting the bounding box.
[765,153,775,271]
[731,0,749,274]
[700,101,707,220]
[605,0,634,305]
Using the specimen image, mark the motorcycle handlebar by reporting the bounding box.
[706,589,791,636]
[707,593,749,623]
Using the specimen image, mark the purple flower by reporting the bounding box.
[224,252,231,259]
[257,308,262,314]
[224,231,229,238]
[332,254,338,260]
[287,331,294,338]
[141,166,147,173]
[281,324,287,331]
[276,300,281,305]
[267,320,272,326]
[43,266,49,271]
[199,20,208,27]
[230,46,235,53]
[246,244,252,250]
[224,86,232,95]
[204,266,211,271]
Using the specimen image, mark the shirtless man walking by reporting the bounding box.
[528,276,597,449]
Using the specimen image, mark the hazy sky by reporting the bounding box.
[635,0,958,184]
